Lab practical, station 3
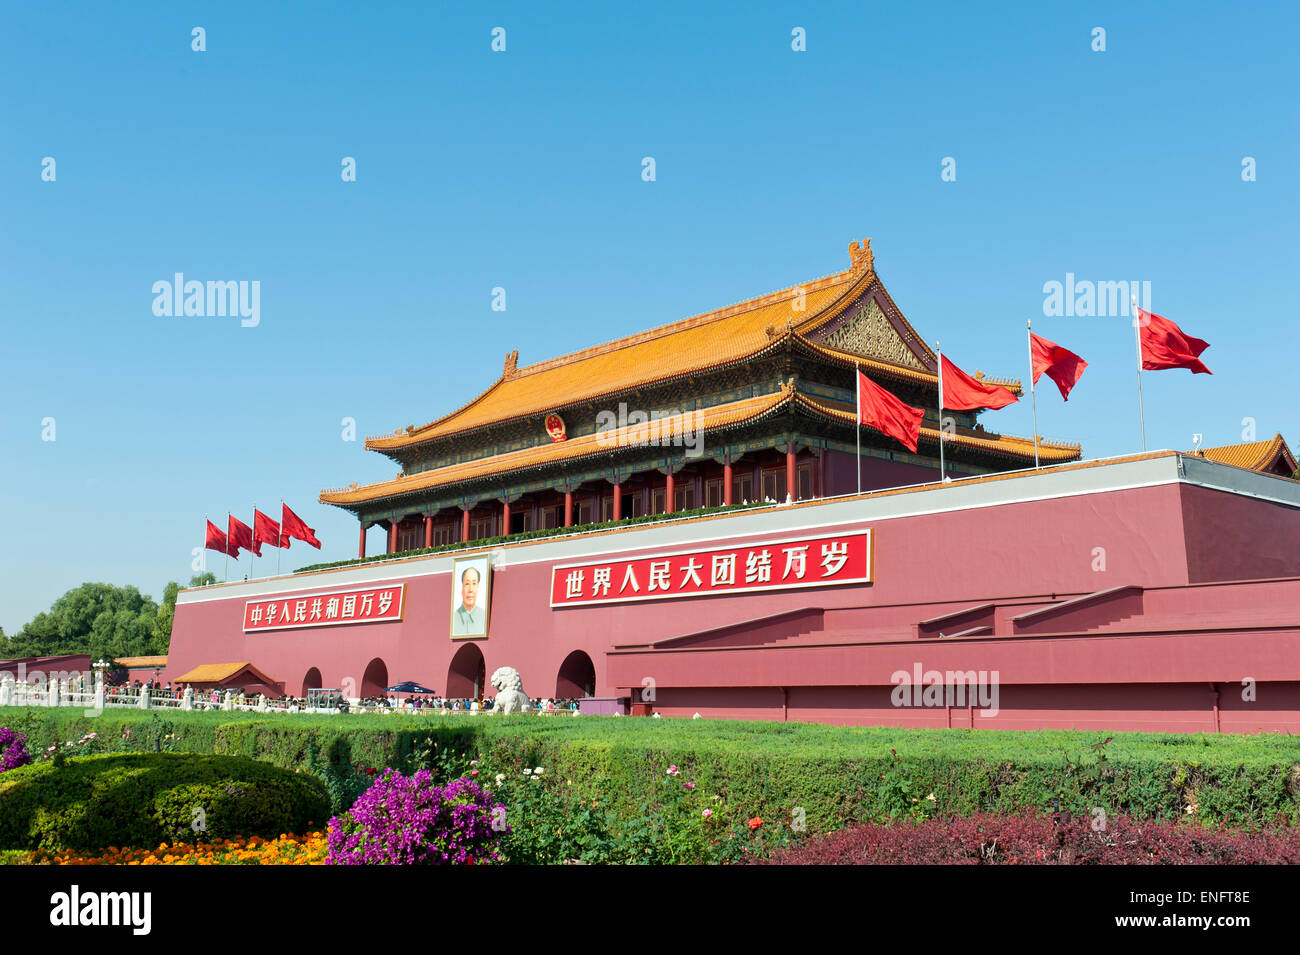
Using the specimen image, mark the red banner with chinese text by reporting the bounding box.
[243,584,406,632]
[549,530,872,607]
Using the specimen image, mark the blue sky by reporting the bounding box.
[1,1,1296,633]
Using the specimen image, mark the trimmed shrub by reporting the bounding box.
[760,812,1300,865]
[326,770,504,865]
[0,752,329,851]
[4,707,1299,839]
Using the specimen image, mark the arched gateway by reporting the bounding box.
[361,658,388,698]
[447,643,486,699]
[556,650,596,699]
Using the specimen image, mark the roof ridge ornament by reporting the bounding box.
[848,237,874,273]
[503,349,520,378]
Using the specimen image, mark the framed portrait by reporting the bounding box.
[450,554,492,639]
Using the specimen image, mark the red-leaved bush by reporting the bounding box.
[761,812,1300,865]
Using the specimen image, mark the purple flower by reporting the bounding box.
[0,727,33,773]
[326,769,507,865]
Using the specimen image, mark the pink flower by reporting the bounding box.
[666,765,679,777]
[702,809,713,819]
[683,781,696,790]
[470,770,479,777]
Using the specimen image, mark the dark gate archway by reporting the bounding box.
[302,667,323,697]
[556,650,596,699]
[447,643,486,700]
[361,658,388,698]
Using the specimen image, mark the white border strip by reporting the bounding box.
[179,454,1298,605]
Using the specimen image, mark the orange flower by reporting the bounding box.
[748,817,763,830]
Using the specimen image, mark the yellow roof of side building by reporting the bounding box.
[1196,434,1296,476]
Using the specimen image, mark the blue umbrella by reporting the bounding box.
[384,681,437,694]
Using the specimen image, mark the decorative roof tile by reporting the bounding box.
[1196,434,1296,475]
[323,387,1079,508]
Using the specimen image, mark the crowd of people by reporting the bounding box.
[98,675,587,715]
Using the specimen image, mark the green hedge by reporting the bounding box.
[4,707,1299,834]
[294,501,773,574]
[0,751,329,850]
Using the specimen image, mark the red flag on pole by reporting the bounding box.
[1029,332,1089,401]
[254,509,285,552]
[939,355,1019,411]
[280,503,322,549]
[205,520,237,558]
[1136,308,1212,374]
[858,370,924,453]
[228,515,257,557]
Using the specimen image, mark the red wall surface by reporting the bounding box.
[166,465,1300,732]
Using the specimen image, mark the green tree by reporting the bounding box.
[3,582,160,659]
[1,574,220,661]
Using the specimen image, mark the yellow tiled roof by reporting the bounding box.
[367,242,944,451]
[796,394,1081,462]
[802,337,1022,395]
[113,655,168,669]
[324,392,794,505]
[322,385,1079,507]
[1197,434,1296,474]
[174,662,276,686]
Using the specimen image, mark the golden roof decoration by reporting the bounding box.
[848,237,874,272]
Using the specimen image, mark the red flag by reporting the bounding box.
[858,370,924,453]
[1030,332,1089,401]
[1136,308,1212,374]
[280,503,321,549]
[254,509,285,551]
[204,520,237,558]
[940,355,1019,411]
[228,514,257,557]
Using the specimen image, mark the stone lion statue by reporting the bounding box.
[490,666,532,715]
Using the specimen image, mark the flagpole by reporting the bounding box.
[1132,293,1147,451]
[211,511,227,583]
[936,341,945,481]
[276,497,283,576]
[1027,320,1040,469]
[249,502,256,581]
[855,362,862,495]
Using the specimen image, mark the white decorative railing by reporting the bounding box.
[0,678,570,717]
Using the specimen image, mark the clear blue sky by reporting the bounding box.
[2,2,1296,633]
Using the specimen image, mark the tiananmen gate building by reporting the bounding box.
[165,239,1300,732]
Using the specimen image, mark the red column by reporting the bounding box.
[723,462,733,506]
[462,508,471,542]
[564,490,573,527]
[423,515,433,548]
[612,482,622,520]
[388,522,398,554]
[665,471,675,514]
[358,522,367,559]
[502,500,511,536]
[786,445,797,502]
